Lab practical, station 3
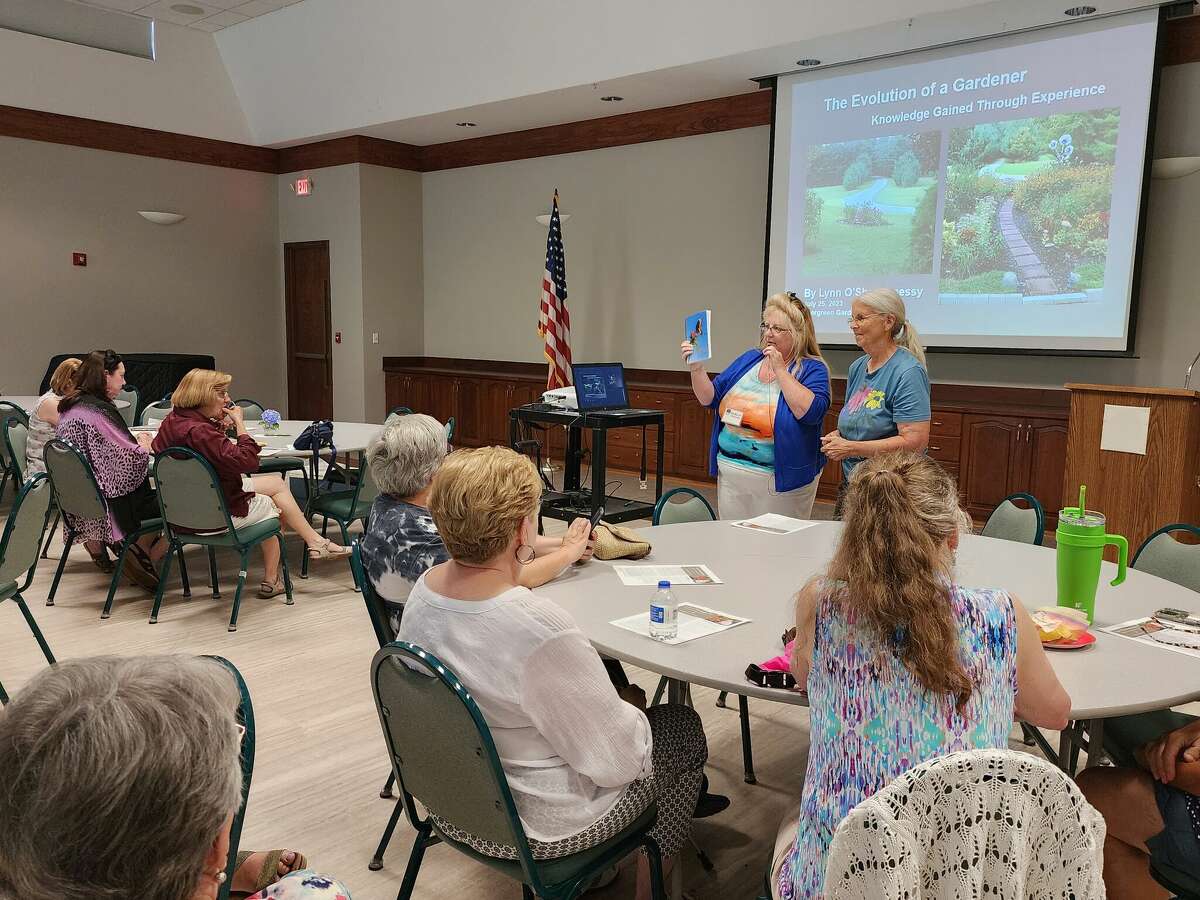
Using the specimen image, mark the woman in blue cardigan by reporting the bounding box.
[681,292,830,520]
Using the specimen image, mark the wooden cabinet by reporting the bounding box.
[961,415,1068,526]
[383,358,1069,531]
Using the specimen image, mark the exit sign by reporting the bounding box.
[294,177,312,196]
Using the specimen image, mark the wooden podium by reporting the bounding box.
[1064,384,1200,555]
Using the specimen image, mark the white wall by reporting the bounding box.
[360,164,423,421]
[421,62,1200,389]
[0,22,253,144]
[277,164,365,420]
[0,135,282,402]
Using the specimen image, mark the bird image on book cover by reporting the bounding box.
[685,309,712,363]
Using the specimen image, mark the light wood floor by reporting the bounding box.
[0,475,1060,900]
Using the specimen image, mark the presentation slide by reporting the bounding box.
[766,10,1159,353]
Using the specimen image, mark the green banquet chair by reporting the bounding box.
[980,492,1045,546]
[0,474,56,704]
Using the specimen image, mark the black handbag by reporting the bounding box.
[293,420,338,488]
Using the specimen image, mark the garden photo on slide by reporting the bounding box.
[801,132,940,277]
[940,107,1119,301]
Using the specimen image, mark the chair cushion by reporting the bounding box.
[434,803,657,890]
[179,518,280,547]
[310,490,371,521]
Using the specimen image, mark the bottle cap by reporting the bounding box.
[657,580,671,589]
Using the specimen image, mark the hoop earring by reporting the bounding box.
[516,544,536,565]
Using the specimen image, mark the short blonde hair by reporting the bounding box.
[49,358,82,395]
[429,447,541,564]
[170,368,232,410]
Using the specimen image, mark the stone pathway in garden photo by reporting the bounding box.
[841,177,917,214]
[997,198,1059,295]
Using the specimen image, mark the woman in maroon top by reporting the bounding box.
[152,369,349,597]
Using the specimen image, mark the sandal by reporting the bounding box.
[120,548,159,593]
[232,849,308,897]
[258,578,284,599]
[87,544,115,574]
[307,538,351,561]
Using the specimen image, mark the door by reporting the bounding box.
[284,241,333,421]
[1025,419,1069,525]
[961,415,1026,511]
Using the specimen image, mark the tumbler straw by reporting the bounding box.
[1078,484,1086,514]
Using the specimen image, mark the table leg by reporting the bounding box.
[1084,718,1106,769]
[1057,725,1074,774]
[591,426,606,514]
[564,426,582,493]
[655,421,665,504]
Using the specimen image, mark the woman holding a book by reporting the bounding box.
[680,292,830,520]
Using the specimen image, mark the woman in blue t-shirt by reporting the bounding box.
[821,288,931,515]
[681,292,830,520]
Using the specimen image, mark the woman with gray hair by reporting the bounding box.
[361,414,593,634]
[0,655,350,900]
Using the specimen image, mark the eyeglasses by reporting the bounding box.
[215,389,231,397]
[235,722,246,743]
[847,313,882,326]
[759,323,790,335]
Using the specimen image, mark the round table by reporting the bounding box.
[537,521,1200,723]
[255,419,381,455]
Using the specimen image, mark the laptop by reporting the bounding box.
[571,362,632,412]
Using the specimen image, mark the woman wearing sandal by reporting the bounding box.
[152,369,350,598]
[0,654,350,900]
[56,350,168,588]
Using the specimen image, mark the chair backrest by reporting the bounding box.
[2,416,28,484]
[206,656,255,900]
[115,387,138,427]
[823,748,1105,899]
[371,643,539,879]
[0,401,29,426]
[153,447,236,534]
[140,400,173,427]
[352,539,394,645]
[445,416,456,442]
[980,492,1044,546]
[1132,524,1200,594]
[357,456,381,508]
[384,405,413,426]
[0,474,52,589]
[234,399,264,420]
[652,486,717,526]
[42,438,109,521]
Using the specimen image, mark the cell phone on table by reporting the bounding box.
[588,506,605,531]
[1153,608,1200,630]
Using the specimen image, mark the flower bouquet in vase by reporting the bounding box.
[261,409,282,432]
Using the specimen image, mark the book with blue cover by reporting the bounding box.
[684,310,712,363]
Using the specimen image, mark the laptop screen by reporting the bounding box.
[572,363,628,411]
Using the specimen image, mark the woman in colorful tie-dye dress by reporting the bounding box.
[773,452,1072,899]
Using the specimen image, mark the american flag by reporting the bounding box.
[538,190,572,390]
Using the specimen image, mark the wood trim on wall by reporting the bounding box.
[5,13,1199,175]
[0,103,279,173]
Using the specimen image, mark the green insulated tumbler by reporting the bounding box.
[1056,485,1128,623]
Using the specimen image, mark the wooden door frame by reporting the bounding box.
[283,240,333,420]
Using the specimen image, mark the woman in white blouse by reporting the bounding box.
[396,446,707,899]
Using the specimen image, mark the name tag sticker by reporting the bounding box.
[721,409,744,427]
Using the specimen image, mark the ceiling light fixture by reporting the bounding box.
[170,4,206,14]
[455,122,477,127]
[1064,6,1097,16]
[137,211,186,226]
[600,95,623,102]
[796,58,822,67]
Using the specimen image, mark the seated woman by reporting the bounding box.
[396,447,707,900]
[1077,714,1200,898]
[56,350,166,589]
[774,451,1071,899]
[152,368,350,598]
[361,414,592,634]
[0,655,349,900]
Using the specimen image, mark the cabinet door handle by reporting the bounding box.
[1026,424,1032,442]
[930,445,942,451]
[932,420,943,426]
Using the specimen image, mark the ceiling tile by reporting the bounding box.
[233,0,290,15]
[79,0,149,11]
[189,19,226,30]
[135,0,223,25]
[200,0,246,7]
[202,9,248,26]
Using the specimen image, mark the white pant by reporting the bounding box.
[716,457,819,521]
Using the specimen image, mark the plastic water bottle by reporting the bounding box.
[649,580,678,641]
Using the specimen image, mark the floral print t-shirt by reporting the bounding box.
[360,495,450,636]
[716,365,778,473]
[836,347,929,479]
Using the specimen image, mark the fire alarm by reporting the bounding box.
[292,177,313,196]
[334,331,342,344]
[72,252,87,267]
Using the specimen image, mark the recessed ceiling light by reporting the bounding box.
[600,95,623,102]
[455,122,477,127]
[170,3,206,14]
[796,58,822,67]
[1064,5,1097,15]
